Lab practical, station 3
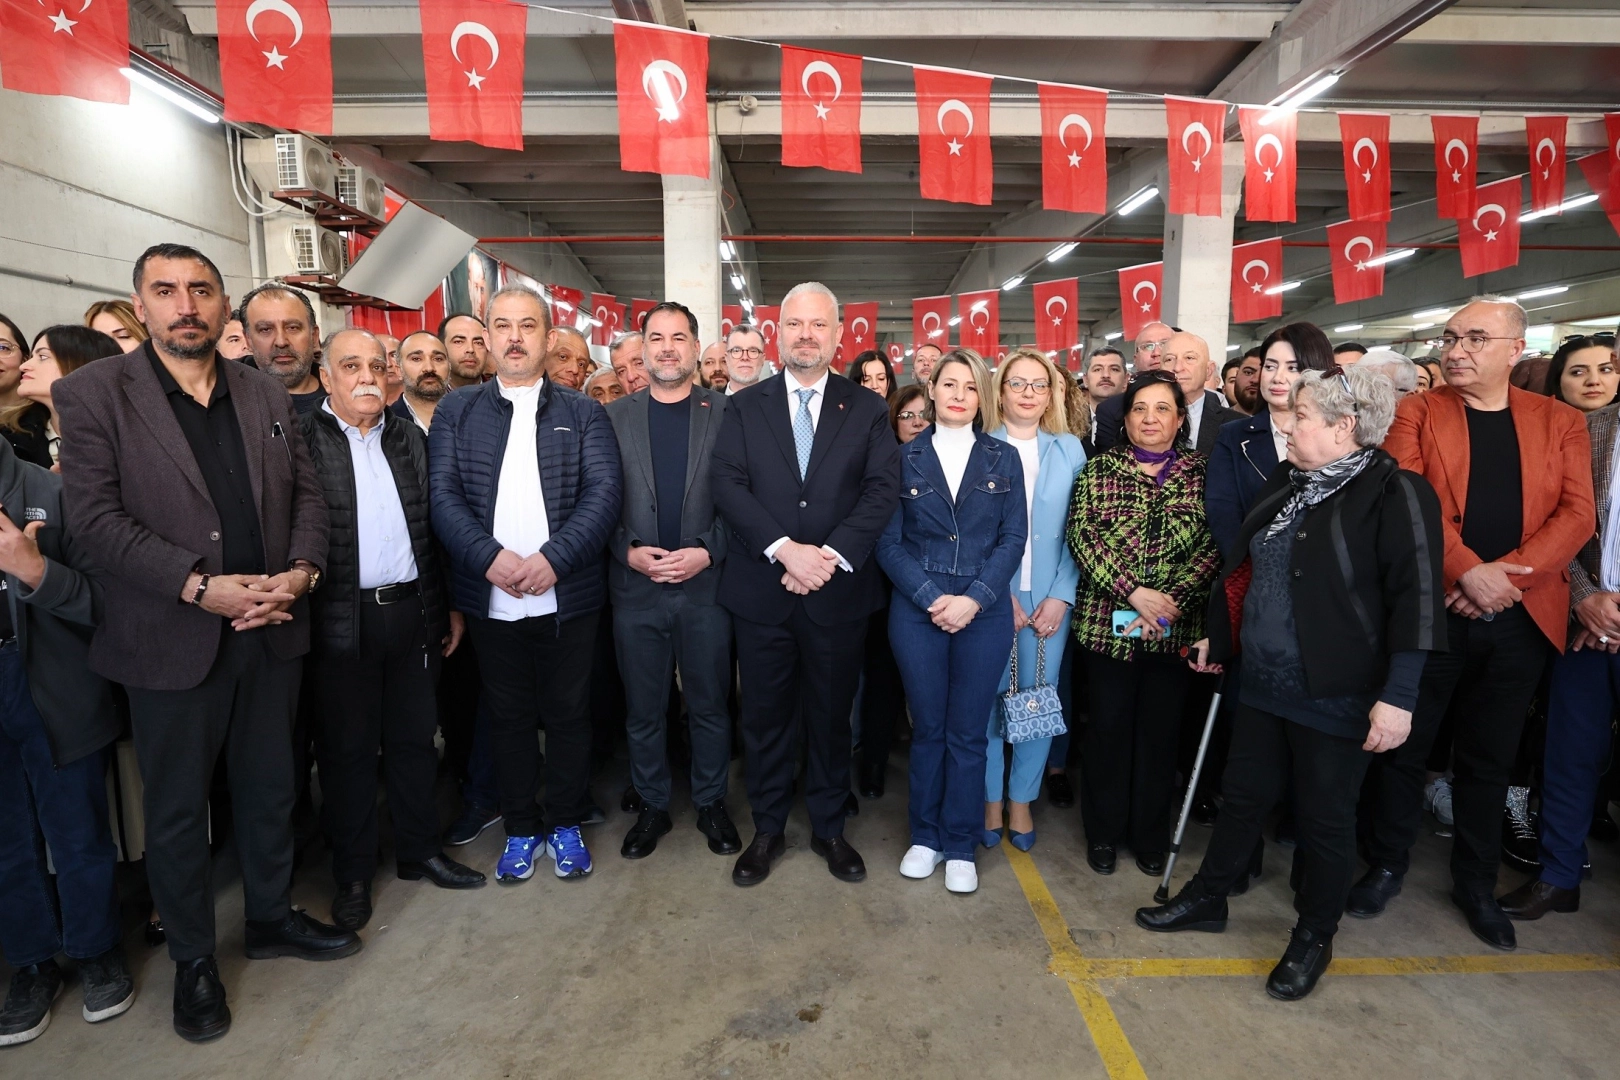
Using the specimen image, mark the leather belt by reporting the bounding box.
[360,580,421,605]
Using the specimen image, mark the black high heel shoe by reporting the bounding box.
[1228,839,1265,896]
[145,917,166,947]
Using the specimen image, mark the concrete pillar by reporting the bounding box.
[661,136,723,345]
[1160,141,1245,354]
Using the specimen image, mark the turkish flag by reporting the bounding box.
[1325,219,1388,305]
[886,343,904,364]
[841,302,879,355]
[912,295,951,349]
[1164,96,1226,217]
[1117,262,1163,340]
[1576,154,1620,237]
[780,46,861,174]
[1229,238,1284,324]
[1605,115,1620,211]
[419,0,526,151]
[1032,278,1079,356]
[614,21,710,178]
[957,291,999,355]
[1525,115,1568,213]
[721,305,741,340]
[915,67,993,206]
[1039,84,1107,214]
[1432,115,1479,220]
[1238,106,1296,223]
[548,285,582,328]
[217,0,333,132]
[0,0,128,103]
[1340,112,1391,222]
[589,293,623,347]
[629,298,658,333]
[1458,176,1522,279]
[755,305,780,361]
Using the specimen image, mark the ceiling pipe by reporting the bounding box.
[479,235,1620,252]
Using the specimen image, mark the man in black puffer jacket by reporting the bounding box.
[302,329,485,933]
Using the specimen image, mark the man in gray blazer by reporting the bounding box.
[606,302,739,860]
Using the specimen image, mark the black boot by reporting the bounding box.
[1266,926,1333,1001]
[1135,879,1229,933]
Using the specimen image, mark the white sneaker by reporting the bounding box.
[944,859,978,894]
[899,845,944,879]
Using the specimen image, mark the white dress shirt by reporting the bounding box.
[764,368,850,571]
[1270,416,1289,468]
[1185,392,1207,447]
[324,402,417,590]
[488,379,557,620]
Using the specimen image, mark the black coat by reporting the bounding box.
[2,403,53,469]
[301,408,449,658]
[1205,450,1448,699]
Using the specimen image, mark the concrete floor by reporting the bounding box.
[7,757,1620,1079]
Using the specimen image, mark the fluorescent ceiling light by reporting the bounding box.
[1265,72,1340,115]
[1367,248,1416,267]
[1264,280,1302,295]
[1104,331,1123,341]
[1001,274,1026,291]
[948,315,962,326]
[729,273,745,290]
[1227,344,1240,352]
[719,240,735,260]
[1515,285,1568,301]
[740,297,753,309]
[1334,323,1364,333]
[1522,193,1599,222]
[1117,186,1159,216]
[1573,316,1619,327]
[1412,307,1451,320]
[122,68,219,124]
[1412,322,1436,331]
[1047,242,1078,262]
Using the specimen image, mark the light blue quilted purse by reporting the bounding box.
[998,632,1067,744]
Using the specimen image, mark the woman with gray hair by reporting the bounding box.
[1135,364,1447,1003]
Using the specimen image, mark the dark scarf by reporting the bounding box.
[1264,446,1376,540]
[1130,445,1178,487]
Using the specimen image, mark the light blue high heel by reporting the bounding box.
[1010,829,1037,852]
[981,828,1003,848]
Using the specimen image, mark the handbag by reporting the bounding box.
[998,631,1067,745]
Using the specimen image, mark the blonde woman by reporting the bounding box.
[83,299,147,354]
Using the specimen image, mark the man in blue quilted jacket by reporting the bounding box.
[429,285,622,885]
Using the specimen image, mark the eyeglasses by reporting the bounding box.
[1130,370,1179,386]
[1436,332,1520,353]
[1004,377,1050,394]
[726,346,764,359]
[1136,340,1169,354]
[1322,363,1359,414]
[897,410,924,421]
[0,342,17,359]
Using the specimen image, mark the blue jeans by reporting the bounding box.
[1540,646,1619,890]
[890,587,1014,860]
[985,591,1072,803]
[0,645,119,966]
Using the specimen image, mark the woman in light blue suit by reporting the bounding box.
[984,349,1087,850]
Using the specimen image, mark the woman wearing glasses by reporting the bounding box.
[1545,334,1619,413]
[1137,365,1446,1003]
[0,315,51,468]
[1067,371,1221,877]
[982,349,1086,851]
[890,386,930,444]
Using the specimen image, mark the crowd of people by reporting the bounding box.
[1,241,1615,1046]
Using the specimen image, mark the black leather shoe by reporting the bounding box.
[1135,881,1228,933]
[859,763,886,799]
[1453,887,1516,950]
[843,792,860,818]
[1266,926,1333,1002]
[811,834,867,882]
[1087,842,1117,875]
[696,802,742,855]
[172,956,230,1042]
[732,832,785,887]
[329,881,372,932]
[1045,771,1075,809]
[244,909,363,961]
[397,852,487,889]
[1191,795,1219,828]
[620,785,645,814]
[1345,866,1403,918]
[1499,879,1580,920]
[1136,851,1167,877]
[620,807,673,860]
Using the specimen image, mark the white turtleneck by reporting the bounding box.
[934,423,978,499]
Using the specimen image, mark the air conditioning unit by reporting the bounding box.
[242,134,336,197]
[265,217,347,277]
[336,163,387,219]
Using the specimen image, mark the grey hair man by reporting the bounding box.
[723,324,768,394]
[1356,348,1420,397]
[238,283,324,416]
[610,332,649,396]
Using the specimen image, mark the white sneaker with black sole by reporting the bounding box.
[0,960,63,1046]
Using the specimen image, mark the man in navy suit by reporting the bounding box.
[710,282,901,887]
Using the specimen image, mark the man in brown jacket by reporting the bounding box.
[1352,296,1595,952]
[55,244,357,1044]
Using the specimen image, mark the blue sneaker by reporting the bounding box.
[495,836,539,884]
[546,826,593,880]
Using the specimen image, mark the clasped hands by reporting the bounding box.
[775,539,841,596]
[627,543,712,585]
[486,548,557,599]
[1446,560,1533,619]
[182,568,311,632]
[1572,590,1620,653]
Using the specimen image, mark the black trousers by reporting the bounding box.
[312,596,442,883]
[468,612,598,836]
[1361,606,1549,888]
[1081,649,1190,853]
[125,628,301,963]
[734,604,866,838]
[437,629,482,783]
[858,601,906,773]
[1196,705,1373,936]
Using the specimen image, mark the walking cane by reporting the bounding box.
[1155,670,1226,903]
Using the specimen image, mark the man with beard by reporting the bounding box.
[439,314,490,390]
[1224,347,1262,415]
[238,284,325,416]
[910,342,943,393]
[699,341,729,392]
[55,244,354,1043]
[390,332,451,434]
[545,326,593,392]
[711,282,902,887]
[585,367,625,405]
[722,326,766,395]
[610,332,650,396]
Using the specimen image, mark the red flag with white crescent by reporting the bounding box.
[419,0,527,151]
[721,305,741,340]
[840,302,879,355]
[0,0,128,103]
[956,290,999,355]
[1164,96,1227,217]
[1032,278,1078,356]
[780,46,862,174]
[217,0,333,131]
[613,21,710,178]
[1340,112,1391,222]
[548,285,582,329]
[1458,176,1522,279]
[1229,237,1284,324]
[1431,114,1479,221]
[589,293,623,347]
[914,67,993,206]
[1605,114,1620,213]
[755,305,780,361]
[1325,220,1388,305]
[629,298,658,333]
[1237,106,1296,223]
[1117,262,1163,340]
[912,295,951,350]
[1039,84,1108,214]
[1525,115,1567,214]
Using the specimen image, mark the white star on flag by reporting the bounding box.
[1484,229,1498,242]
[1263,168,1274,182]
[1452,170,1462,182]
[466,69,485,89]
[1250,283,1263,293]
[1355,261,1368,271]
[1051,316,1063,326]
[947,139,963,156]
[49,9,76,32]
[1068,151,1081,167]
[1140,301,1152,312]
[814,103,830,120]
[1362,170,1372,183]
[263,46,288,69]
[1191,159,1201,172]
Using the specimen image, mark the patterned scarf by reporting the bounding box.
[1130,445,1178,487]
[1263,446,1377,540]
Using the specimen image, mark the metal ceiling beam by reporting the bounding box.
[1406,9,1620,47]
[686,2,1288,41]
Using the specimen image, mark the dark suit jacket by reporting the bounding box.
[1205,408,1281,559]
[54,343,328,690]
[1093,388,1242,455]
[606,385,729,608]
[711,371,901,626]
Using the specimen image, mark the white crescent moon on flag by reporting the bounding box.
[1057,113,1092,152]
[245,0,304,45]
[1444,138,1470,169]
[761,319,777,337]
[1045,295,1068,318]
[450,21,499,70]
[1473,203,1507,230]
[1132,281,1157,304]
[1352,137,1379,171]
[936,99,974,136]
[800,60,842,103]
[642,60,689,106]
[969,306,990,328]
[921,311,942,333]
[1254,134,1284,168]
[1535,138,1558,168]
[1241,258,1272,285]
[1343,236,1375,262]
[1182,122,1211,160]
[851,316,869,337]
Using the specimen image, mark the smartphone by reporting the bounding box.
[1112,610,1143,637]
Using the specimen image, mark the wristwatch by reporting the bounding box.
[292,561,322,593]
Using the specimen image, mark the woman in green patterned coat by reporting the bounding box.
[1066,372,1221,878]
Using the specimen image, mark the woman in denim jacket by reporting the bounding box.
[877,350,1026,895]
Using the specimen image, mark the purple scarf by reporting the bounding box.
[1130,445,1178,486]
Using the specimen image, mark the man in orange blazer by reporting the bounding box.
[1351,296,1594,952]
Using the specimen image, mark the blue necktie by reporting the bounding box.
[794,388,815,481]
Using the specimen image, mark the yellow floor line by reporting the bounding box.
[1075,952,1620,980]
[1004,844,1149,1080]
